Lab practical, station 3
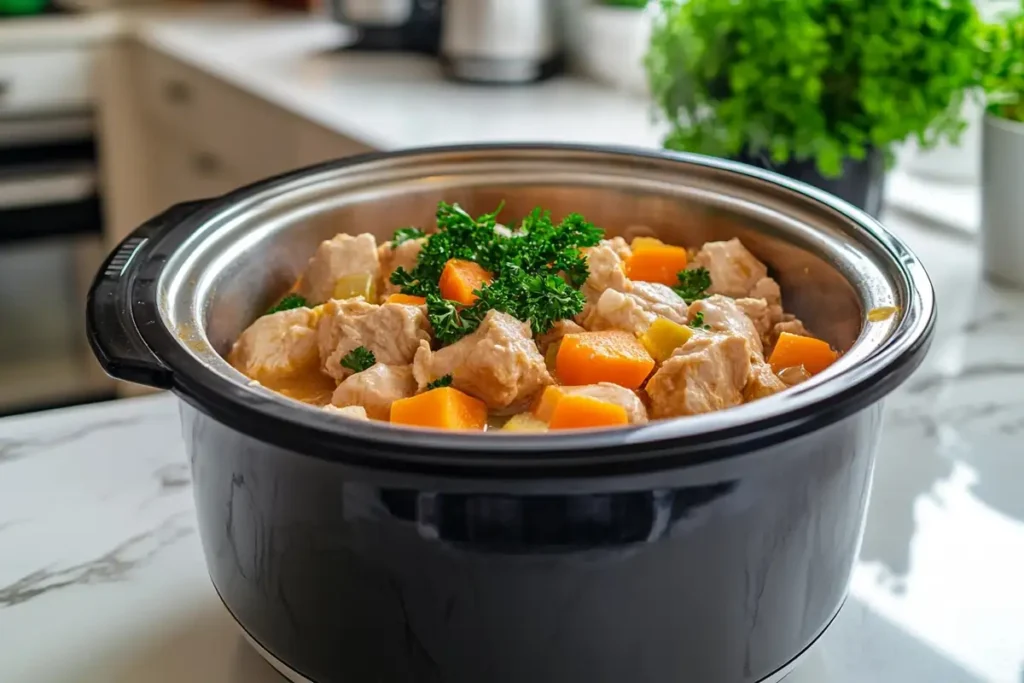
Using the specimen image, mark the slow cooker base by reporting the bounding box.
[239,621,819,683]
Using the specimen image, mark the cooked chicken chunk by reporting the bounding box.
[743,362,788,401]
[580,279,688,335]
[536,319,585,354]
[412,310,553,410]
[581,241,630,300]
[777,365,812,387]
[630,282,688,322]
[734,298,775,346]
[689,296,789,400]
[561,383,648,424]
[646,333,752,418]
[377,238,424,299]
[229,308,320,384]
[603,236,633,261]
[323,405,369,421]
[331,363,417,420]
[691,238,769,299]
[317,298,431,381]
[300,233,381,305]
[688,295,764,357]
[749,276,783,308]
[580,288,658,335]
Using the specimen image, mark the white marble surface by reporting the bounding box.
[1,210,1023,682]
[131,10,664,151]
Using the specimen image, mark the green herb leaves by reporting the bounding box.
[340,346,376,373]
[673,267,711,302]
[689,311,711,330]
[397,202,604,344]
[265,293,308,315]
[982,8,1024,123]
[426,294,487,345]
[392,227,426,245]
[648,0,986,177]
[426,374,454,390]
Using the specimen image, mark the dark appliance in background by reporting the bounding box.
[0,38,115,415]
[330,0,444,54]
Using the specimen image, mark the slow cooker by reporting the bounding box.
[87,145,935,683]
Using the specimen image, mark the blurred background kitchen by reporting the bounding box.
[0,0,1021,416]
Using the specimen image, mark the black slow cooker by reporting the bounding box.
[87,145,935,683]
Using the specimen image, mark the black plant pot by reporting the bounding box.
[732,149,885,217]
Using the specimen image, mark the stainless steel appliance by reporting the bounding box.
[87,144,934,683]
[331,0,444,53]
[441,0,563,83]
[0,22,113,414]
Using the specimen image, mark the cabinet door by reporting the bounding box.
[151,132,248,208]
[138,48,301,183]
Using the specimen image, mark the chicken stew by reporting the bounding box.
[228,202,839,431]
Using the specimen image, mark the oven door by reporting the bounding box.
[0,111,114,414]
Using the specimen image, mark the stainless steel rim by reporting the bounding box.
[134,144,935,471]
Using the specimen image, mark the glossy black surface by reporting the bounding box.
[183,400,881,683]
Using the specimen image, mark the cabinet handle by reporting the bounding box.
[163,80,191,104]
[192,153,220,175]
[0,80,9,103]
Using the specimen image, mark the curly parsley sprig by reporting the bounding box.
[673,267,712,303]
[340,346,376,373]
[396,202,604,343]
[264,293,308,316]
[426,374,454,390]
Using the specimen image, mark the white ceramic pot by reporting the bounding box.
[580,3,654,96]
[980,113,1024,288]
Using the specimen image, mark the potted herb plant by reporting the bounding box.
[581,0,655,96]
[646,0,986,215]
[980,4,1024,287]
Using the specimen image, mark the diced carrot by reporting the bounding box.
[555,331,655,390]
[439,259,493,305]
[532,385,566,422]
[624,244,689,286]
[390,387,488,430]
[549,394,629,430]
[768,331,838,376]
[385,293,427,306]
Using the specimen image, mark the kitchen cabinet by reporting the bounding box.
[96,40,372,396]
[98,41,373,244]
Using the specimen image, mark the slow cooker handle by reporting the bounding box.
[86,201,207,389]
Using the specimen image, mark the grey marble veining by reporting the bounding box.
[0,213,1022,683]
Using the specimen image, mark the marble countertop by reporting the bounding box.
[1,210,1023,682]
[131,10,664,151]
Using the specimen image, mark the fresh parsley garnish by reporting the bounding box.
[396,202,604,343]
[673,267,712,303]
[340,346,376,373]
[426,294,487,345]
[689,311,711,330]
[392,227,426,246]
[265,293,308,315]
[426,374,453,390]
